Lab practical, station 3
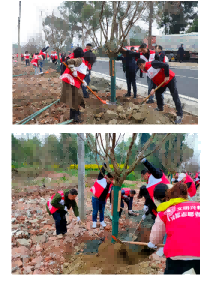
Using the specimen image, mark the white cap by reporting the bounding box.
[177,173,186,182]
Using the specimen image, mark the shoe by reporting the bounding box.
[154,107,163,112]
[74,110,83,123]
[175,116,183,124]
[100,221,106,227]
[133,95,137,99]
[39,72,44,74]
[146,99,154,104]
[124,93,131,97]
[92,222,97,229]
[57,234,64,239]
[53,230,57,236]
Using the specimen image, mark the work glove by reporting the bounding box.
[76,216,81,223]
[143,205,149,213]
[142,214,146,220]
[82,80,87,87]
[64,206,68,212]
[72,70,78,77]
[68,64,75,71]
[147,242,157,250]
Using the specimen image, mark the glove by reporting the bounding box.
[141,157,146,163]
[143,205,149,213]
[82,80,87,87]
[147,242,157,249]
[142,214,146,220]
[68,64,75,70]
[123,195,128,198]
[64,206,68,212]
[77,216,81,222]
[72,70,78,77]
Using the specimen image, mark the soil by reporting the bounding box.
[12,63,198,125]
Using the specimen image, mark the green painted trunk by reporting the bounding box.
[110,58,116,102]
[111,186,121,243]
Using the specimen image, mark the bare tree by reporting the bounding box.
[81,133,171,186]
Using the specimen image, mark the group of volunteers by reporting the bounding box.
[117,44,183,124]
[46,158,200,274]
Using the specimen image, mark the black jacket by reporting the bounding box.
[146,60,170,89]
[117,52,138,73]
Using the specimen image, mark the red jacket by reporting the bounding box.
[158,201,200,258]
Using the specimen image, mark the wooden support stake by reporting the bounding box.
[117,190,121,212]
[111,190,114,216]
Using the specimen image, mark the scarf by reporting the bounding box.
[157,198,188,212]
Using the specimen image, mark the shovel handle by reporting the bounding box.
[141,80,166,105]
[122,241,165,247]
[136,218,144,230]
[62,62,107,105]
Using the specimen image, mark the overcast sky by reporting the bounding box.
[12,0,164,45]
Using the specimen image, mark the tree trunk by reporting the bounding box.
[148,2,153,49]
[77,134,85,221]
[126,33,130,46]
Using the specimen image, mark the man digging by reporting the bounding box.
[46,188,81,238]
[137,58,183,124]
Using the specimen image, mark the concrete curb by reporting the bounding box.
[91,71,198,116]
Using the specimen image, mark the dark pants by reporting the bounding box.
[139,68,143,78]
[126,71,137,97]
[147,76,154,101]
[39,61,43,72]
[155,77,183,117]
[92,196,106,222]
[119,197,133,217]
[25,59,30,66]
[82,74,91,98]
[164,258,200,274]
[52,210,67,235]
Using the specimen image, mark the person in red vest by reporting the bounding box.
[46,188,80,239]
[82,51,96,98]
[38,45,50,74]
[194,172,200,190]
[24,51,30,66]
[51,50,58,64]
[155,45,169,63]
[21,53,24,61]
[177,173,197,199]
[148,182,200,274]
[137,58,183,124]
[90,163,114,229]
[140,157,170,220]
[31,53,43,75]
[60,47,87,123]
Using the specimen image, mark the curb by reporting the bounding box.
[91,71,198,117]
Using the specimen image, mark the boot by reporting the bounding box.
[69,108,73,120]
[125,92,131,97]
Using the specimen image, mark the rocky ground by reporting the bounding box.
[11,172,167,275]
[12,63,198,124]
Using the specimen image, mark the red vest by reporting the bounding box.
[185,174,196,197]
[140,50,155,63]
[69,53,75,59]
[47,190,64,214]
[158,201,200,258]
[121,188,131,198]
[90,178,113,201]
[147,173,170,201]
[83,48,87,52]
[31,55,40,67]
[144,62,175,87]
[60,58,87,89]
[39,50,46,59]
[24,54,30,59]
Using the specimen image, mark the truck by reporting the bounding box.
[156,32,198,61]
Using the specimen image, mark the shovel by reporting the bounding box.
[140,80,166,105]
[62,62,111,105]
[112,235,164,247]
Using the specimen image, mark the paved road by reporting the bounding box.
[92,60,198,99]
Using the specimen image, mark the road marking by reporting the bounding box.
[91,71,198,103]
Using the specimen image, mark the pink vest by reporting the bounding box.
[60,58,87,89]
[185,174,196,197]
[144,62,175,87]
[159,201,200,258]
[31,55,40,67]
[121,188,131,198]
[90,178,113,201]
[47,190,64,214]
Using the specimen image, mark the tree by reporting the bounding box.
[158,1,198,34]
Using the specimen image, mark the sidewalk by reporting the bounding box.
[91,71,198,116]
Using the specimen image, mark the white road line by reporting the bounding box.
[91,71,198,103]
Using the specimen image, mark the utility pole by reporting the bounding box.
[77,134,85,221]
[18,1,21,64]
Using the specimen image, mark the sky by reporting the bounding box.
[12,0,164,46]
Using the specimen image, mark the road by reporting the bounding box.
[92,60,198,99]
